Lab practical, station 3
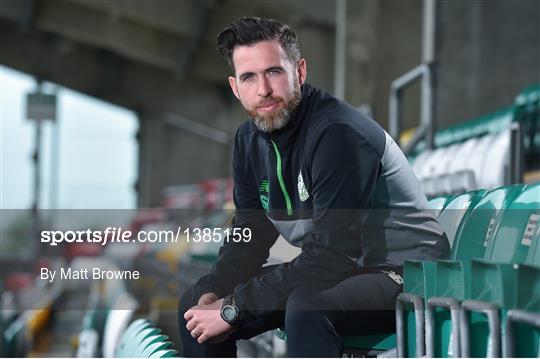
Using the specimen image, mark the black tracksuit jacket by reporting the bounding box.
[193,84,449,318]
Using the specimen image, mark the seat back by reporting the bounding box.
[484,183,540,263]
[116,320,177,358]
[103,292,138,357]
[115,319,151,357]
[138,335,171,357]
[437,189,486,252]
[428,196,453,218]
[451,184,526,261]
[149,349,178,358]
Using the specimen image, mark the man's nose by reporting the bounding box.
[257,77,272,97]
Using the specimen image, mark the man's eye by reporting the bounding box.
[268,69,281,75]
[242,74,254,82]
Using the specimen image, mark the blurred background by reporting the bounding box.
[0,0,539,357]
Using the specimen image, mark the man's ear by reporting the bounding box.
[297,58,307,85]
[228,76,240,100]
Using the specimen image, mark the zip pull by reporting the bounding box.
[270,140,293,216]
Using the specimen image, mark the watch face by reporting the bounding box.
[223,305,237,321]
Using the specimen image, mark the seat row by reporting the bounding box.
[411,83,539,197]
[115,319,177,358]
[398,182,540,357]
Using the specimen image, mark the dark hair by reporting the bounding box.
[216,17,301,72]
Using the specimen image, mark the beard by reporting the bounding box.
[245,85,302,133]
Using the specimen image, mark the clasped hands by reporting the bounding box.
[184,292,235,344]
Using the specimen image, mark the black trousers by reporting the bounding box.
[178,265,402,357]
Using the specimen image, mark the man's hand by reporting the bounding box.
[185,298,235,344]
[198,292,219,305]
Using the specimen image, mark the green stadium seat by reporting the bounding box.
[452,184,525,261]
[122,327,162,357]
[504,264,540,357]
[116,320,178,358]
[440,183,539,357]
[115,319,152,356]
[138,334,170,353]
[428,195,453,218]
[140,340,173,357]
[482,182,539,263]
[424,184,529,357]
[343,191,476,357]
[438,189,487,248]
[397,189,486,357]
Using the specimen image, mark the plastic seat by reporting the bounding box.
[428,195,453,218]
[402,185,524,356]
[115,319,152,357]
[142,342,174,357]
[119,327,161,357]
[137,334,169,354]
[451,184,525,261]
[397,189,487,356]
[446,138,478,176]
[116,320,178,358]
[448,170,476,195]
[437,189,487,249]
[429,183,539,357]
[411,149,432,179]
[419,147,447,180]
[373,190,484,357]
[478,130,511,190]
[421,177,439,198]
[463,135,495,190]
[103,292,138,357]
[504,264,540,357]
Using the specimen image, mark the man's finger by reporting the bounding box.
[184,309,194,321]
[198,332,210,344]
[185,319,197,332]
[191,328,201,339]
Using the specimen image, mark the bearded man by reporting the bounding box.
[179,17,449,357]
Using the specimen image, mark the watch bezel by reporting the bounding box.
[220,296,240,325]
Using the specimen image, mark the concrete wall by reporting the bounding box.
[435,0,540,128]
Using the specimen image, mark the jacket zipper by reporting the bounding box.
[270,140,293,216]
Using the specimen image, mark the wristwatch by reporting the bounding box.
[220,294,240,326]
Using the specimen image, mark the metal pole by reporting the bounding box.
[49,101,60,225]
[389,65,426,146]
[422,0,436,150]
[389,88,401,145]
[423,0,436,64]
[509,122,523,184]
[32,118,42,249]
[388,0,437,153]
[421,64,434,149]
[334,0,347,100]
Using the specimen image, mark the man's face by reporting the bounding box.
[228,40,307,133]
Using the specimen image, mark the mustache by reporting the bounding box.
[255,97,284,108]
